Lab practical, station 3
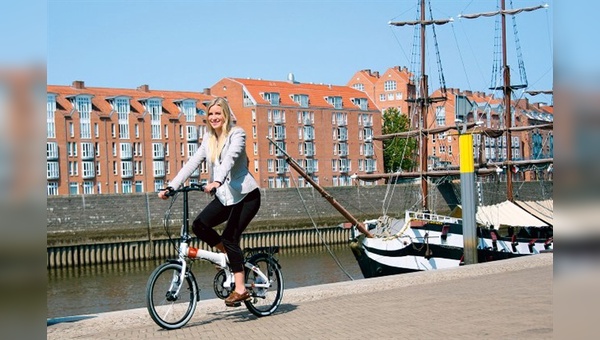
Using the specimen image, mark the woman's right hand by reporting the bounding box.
[158,190,169,200]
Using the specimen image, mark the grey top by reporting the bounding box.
[168,127,259,206]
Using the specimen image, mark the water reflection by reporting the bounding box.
[47,244,363,319]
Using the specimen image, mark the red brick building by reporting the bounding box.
[209,75,383,189]
[47,77,384,195]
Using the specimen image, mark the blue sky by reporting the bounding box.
[45,0,554,102]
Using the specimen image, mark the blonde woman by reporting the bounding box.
[158,97,260,307]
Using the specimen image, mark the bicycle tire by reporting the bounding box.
[243,254,284,317]
[146,262,198,329]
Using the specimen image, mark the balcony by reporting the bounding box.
[81,142,95,160]
[47,142,59,160]
[120,143,133,160]
[186,127,198,142]
[47,161,59,180]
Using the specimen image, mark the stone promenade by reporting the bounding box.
[47,253,552,339]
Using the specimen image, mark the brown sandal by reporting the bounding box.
[224,290,250,307]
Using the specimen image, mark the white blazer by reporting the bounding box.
[168,127,259,206]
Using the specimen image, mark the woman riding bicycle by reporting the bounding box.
[158,97,260,307]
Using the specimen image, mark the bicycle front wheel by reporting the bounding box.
[146,262,198,330]
[244,254,284,317]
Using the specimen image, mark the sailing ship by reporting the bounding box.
[271,0,553,278]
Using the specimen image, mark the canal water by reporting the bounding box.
[47,244,364,319]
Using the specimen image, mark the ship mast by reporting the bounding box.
[459,1,548,202]
[389,0,451,211]
[501,0,514,201]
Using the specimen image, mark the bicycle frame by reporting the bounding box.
[147,183,284,329]
[167,184,201,299]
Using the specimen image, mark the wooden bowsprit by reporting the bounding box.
[266,137,373,238]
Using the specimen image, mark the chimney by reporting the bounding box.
[373,71,380,78]
[464,90,472,96]
[72,80,85,89]
[203,88,211,95]
[363,69,371,76]
[137,84,149,92]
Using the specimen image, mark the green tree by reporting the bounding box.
[382,107,418,173]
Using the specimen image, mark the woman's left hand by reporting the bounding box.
[204,181,221,193]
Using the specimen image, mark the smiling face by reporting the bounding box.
[207,104,225,134]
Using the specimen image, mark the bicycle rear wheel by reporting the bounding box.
[244,254,284,317]
[146,262,198,329]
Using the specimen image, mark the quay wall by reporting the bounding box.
[47,181,552,268]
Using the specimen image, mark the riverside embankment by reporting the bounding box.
[47,182,552,268]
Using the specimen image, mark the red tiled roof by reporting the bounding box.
[47,83,214,118]
[229,78,378,110]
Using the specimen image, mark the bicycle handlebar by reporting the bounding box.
[162,183,207,197]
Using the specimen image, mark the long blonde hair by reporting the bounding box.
[206,97,234,163]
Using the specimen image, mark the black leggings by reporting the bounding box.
[192,188,261,273]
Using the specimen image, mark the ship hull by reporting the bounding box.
[350,219,552,279]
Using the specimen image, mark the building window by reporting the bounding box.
[82,161,95,179]
[326,96,343,109]
[148,99,162,139]
[121,161,133,178]
[47,142,59,160]
[69,161,78,176]
[76,96,92,139]
[243,90,255,106]
[154,179,164,192]
[120,143,132,159]
[153,161,165,177]
[135,181,143,193]
[187,143,198,157]
[116,98,130,139]
[267,159,274,172]
[69,182,79,195]
[292,94,309,108]
[384,80,397,91]
[83,181,94,194]
[352,83,364,91]
[183,100,196,122]
[47,94,56,138]
[262,92,280,105]
[435,106,446,126]
[47,182,59,196]
[47,162,59,180]
[379,94,386,102]
[122,180,132,194]
[332,112,347,126]
[152,143,164,159]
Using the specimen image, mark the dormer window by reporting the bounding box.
[262,92,280,106]
[106,97,132,139]
[139,97,163,139]
[292,94,309,108]
[243,90,255,107]
[174,99,198,122]
[351,98,368,110]
[67,94,93,139]
[326,96,342,109]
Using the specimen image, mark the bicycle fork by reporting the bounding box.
[167,242,191,300]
